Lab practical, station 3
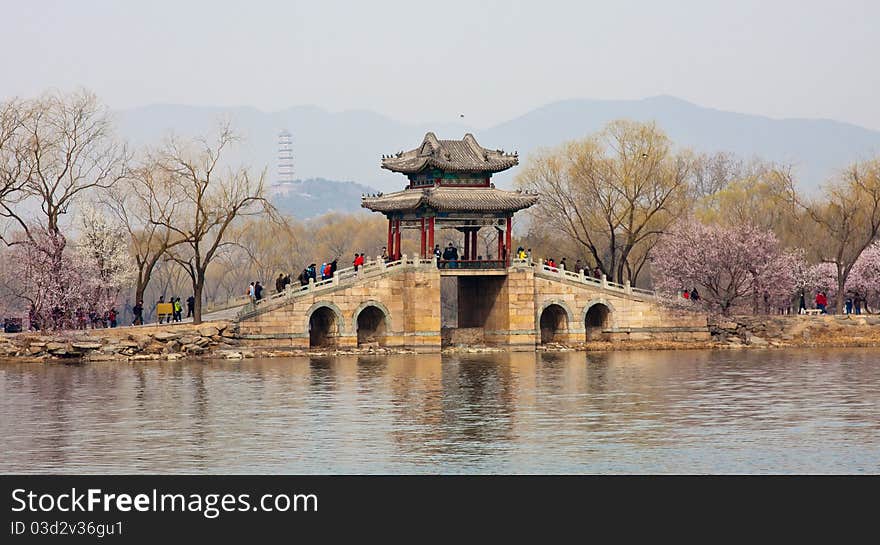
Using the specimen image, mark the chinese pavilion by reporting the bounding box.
[362,132,538,267]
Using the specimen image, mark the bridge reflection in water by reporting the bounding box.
[3,349,879,473]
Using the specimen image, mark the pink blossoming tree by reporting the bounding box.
[651,219,803,315]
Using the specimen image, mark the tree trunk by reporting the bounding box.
[134,277,146,310]
[836,275,846,315]
[192,273,204,325]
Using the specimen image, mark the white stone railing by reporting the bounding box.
[230,255,654,321]
[233,255,438,320]
[513,258,656,298]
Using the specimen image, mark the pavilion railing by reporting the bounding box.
[437,259,507,270]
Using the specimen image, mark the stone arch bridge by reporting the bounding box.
[232,257,709,351]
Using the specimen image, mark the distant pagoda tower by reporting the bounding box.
[362,132,537,265]
[277,129,294,184]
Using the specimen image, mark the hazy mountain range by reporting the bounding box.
[116,96,880,201]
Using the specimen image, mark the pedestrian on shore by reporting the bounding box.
[186,295,195,318]
[75,307,86,330]
[132,300,144,326]
[815,291,828,314]
[854,294,863,315]
[798,290,807,314]
[254,282,264,301]
[381,247,389,262]
[248,282,255,303]
[690,288,700,302]
[109,308,118,328]
[845,295,853,315]
[276,273,285,293]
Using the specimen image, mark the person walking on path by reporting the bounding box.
[815,291,828,314]
[132,300,144,325]
[186,295,195,318]
[276,273,285,293]
[254,282,264,301]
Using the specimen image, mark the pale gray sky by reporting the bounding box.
[3,0,879,129]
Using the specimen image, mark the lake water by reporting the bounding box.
[1,349,879,474]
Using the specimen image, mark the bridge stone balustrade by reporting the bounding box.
[233,257,709,352]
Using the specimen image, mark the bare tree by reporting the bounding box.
[0,90,127,244]
[104,162,187,306]
[0,99,31,241]
[146,123,275,324]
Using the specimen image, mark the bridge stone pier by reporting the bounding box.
[233,257,709,352]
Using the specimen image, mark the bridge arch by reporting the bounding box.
[537,299,574,344]
[583,299,615,341]
[307,301,345,348]
[352,300,391,347]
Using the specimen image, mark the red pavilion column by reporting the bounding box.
[394,219,402,260]
[387,218,393,258]
[420,218,426,258]
[505,216,512,265]
[428,217,435,257]
[471,230,479,260]
[463,229,470,261]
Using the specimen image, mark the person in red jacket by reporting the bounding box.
[815,291,828,314]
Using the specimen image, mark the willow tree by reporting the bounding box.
[694,166,802,247]
[516,120,693,284]
[143,123,276,324]
[784,159,880,314]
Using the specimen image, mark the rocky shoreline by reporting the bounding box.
[2,314,880,363]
